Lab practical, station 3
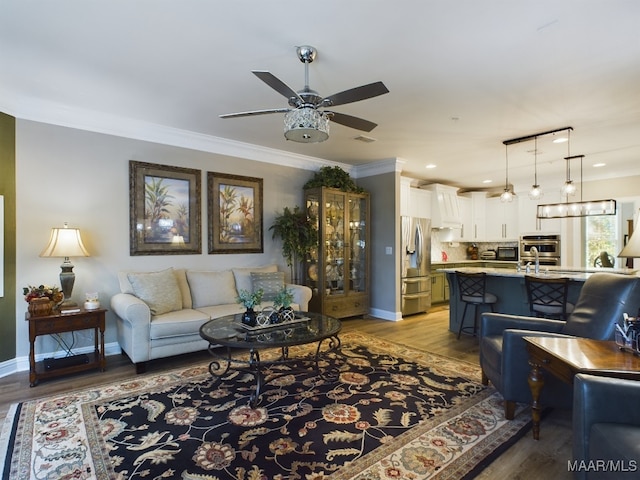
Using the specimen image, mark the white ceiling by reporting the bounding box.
[2,0,639,195]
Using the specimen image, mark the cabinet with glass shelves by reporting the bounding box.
[304,187,370,318]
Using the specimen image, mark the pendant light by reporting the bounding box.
[560,129,576,197]
[500,144,514,203]
[537,154,617,218]
[528,136,543,200]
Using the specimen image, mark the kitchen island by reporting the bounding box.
[439,266,639,334]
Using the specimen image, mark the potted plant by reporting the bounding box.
[303,166,365,193]
[269,206,318,283]
[236,288,263,326]
[272,286,295,323]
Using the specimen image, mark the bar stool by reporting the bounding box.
[456,271,497,339]
[525,275,574,320]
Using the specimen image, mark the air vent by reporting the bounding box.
[353,135,376,143]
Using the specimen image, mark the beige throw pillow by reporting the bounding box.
[127,268,182,316]
[251,271,285,301]
[187,270,238,308]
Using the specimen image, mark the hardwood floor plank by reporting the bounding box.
[0,306,572,478]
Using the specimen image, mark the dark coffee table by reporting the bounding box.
[200,311,342,406]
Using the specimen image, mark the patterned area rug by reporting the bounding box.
[1,332,530,479]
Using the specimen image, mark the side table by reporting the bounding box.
[26,308,107,386]
[523,336,640,440]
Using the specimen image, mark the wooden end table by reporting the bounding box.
[523,336,640,440]
[26,308,107,386]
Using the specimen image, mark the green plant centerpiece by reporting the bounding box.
[236,288,263,326]
[272,286,295,323]
[269,206,318,283]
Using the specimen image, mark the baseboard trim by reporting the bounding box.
[369,308,402,321]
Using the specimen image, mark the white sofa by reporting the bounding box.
[110,265,312,373]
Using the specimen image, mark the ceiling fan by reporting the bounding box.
[219,45,389,143]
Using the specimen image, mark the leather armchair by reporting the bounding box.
[480,273,640,419]
[573,373,640,480]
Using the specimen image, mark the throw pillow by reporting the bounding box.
[187,270,238,308]
[127,268,182,316]
[232,264,278,293]
[251,271,285,301]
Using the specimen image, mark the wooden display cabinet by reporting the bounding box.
[304,187,370,318]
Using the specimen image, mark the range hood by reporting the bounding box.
[423,184,462,229]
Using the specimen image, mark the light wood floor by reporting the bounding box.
[0,305,573,479]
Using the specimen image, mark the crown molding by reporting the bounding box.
[2,94,350,173]
[353,158,405,178]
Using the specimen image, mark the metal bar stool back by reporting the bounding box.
[525,275,574,320]
[456,271,497,339]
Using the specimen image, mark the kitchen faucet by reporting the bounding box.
[530,246,540,274]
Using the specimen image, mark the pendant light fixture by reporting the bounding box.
[500,144,514,203]
[528,136,543,200]
[560,129,577,197]
[537,154,617,218]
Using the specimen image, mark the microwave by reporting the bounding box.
[496,246,518,261]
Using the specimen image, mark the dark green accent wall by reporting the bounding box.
[0,113,16,361]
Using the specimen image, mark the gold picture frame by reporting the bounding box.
[208,172,263,254]
[129,161,201,255]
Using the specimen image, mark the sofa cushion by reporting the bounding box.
[251,271,285,301]
[149,308,211,339]
[232,264,278,293]
[187,270,238,308]
[127,268,183,316]
[119,268,192,309]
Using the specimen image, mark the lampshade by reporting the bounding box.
[284,107,329,143]
[40,225,90,258]
[39,224,89,308]
[619,212,640,258]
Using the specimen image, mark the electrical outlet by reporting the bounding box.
[385,246,393,255]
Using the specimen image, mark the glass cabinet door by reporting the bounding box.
[304,192,320,292]
[323,190,346,295]
[348,195,367,292]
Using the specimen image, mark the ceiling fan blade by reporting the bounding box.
[219,108,290,119]
[252,71,302,105]
[326,111,378,132]
[322,81,389,107]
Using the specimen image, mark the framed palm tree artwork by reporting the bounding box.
[208,172,263,254]
[129,161,201,255]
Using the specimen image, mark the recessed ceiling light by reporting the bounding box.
[425,164,437,169]
[593,163,606,168]
[482,179,492,184]
[552,137,568,144]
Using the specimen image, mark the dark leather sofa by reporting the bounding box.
[479,273,640,419]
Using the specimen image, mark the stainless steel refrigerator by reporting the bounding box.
[401,216,432,315]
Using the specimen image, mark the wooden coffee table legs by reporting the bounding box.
[527,360,545,440]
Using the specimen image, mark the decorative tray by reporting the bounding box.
[238,315,310,332]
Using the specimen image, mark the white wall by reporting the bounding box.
[15,120,313,359]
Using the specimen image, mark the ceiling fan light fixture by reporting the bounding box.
[284,107,329,143]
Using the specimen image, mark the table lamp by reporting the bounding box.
[618,213,640,266]
[39,223,90,307]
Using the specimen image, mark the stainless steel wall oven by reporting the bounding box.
[520,234,561,266]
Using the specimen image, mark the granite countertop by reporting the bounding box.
[436,265,639,281]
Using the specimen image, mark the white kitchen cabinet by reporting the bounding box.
[451,195,471,241]
[486,196,519,240]
[410,187,432,219]
[400,178,432,219]
[518,191,562,234]
[463,192,486,241]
